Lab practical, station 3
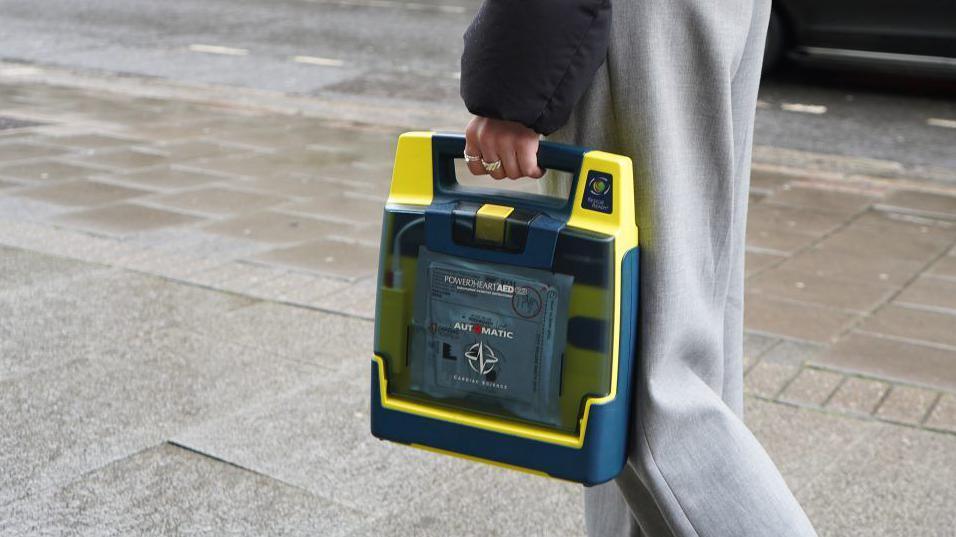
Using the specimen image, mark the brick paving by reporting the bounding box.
[1,79,955,535]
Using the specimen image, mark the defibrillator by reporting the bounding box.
[370,132,639,485]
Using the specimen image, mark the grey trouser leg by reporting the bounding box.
[546,0,818,535]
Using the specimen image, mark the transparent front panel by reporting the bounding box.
[374,206,615,434]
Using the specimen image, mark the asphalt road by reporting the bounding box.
[2,0,955,171]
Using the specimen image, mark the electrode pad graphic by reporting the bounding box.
[412,249,572,427]
[371,132,639,485]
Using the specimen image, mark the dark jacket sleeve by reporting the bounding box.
[459,0,611,135]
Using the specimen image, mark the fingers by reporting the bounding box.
[516,137,543,178]
[481,145,506,180]
[474,123,504,180]
[465,116,541,180]
[498,144,521,180]
[464,119,487,176]
[464,140,486,176]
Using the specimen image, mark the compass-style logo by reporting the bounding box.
[464,340,499,375]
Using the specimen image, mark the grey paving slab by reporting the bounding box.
[745,226,818,254]
[173,358,479,517]
[777,247,927,288]
[238,174,362,198]
[308,159,394,190]
[279,192,384,225]
[126,118,267,143]
[747,267,894,312]
[65,147,173,170]
[53,202,204,235]
[1,266,252,340]
[815,217,954,263]
[0,245,103,292]
[0,328,320,507]
[346,465,585,537]
[749,167,814,193]
[0,269,251,380]
[306,277,377,320]
[744,398,883,494]
[142,186,286,217]
[894,275,956,315]
[747,202,849,236]
[858,304,956,349]
[825,377,889,416]
[761,185,876,216]
[760,340,826,366]
[798,425,956,537]
[202,210,350,244]
[144,139,254,161]
[342,176,391,198]
[292,123,398,148]
[875,385,939,425]
[925,394,956,433]
[119,252,226,281]
[195,301,373,369]
[779,368,844,406]
[743,332,780,362]
[337,223,382,247]
[126,228,268,260]
[0,132,38,145]
[189,149,355,180]
[0,142,70,162]
[208,127,345,152]
[0,159,102,182]
[0,218,148,265]
[185,261,284,292]
[13,179,151,207]
[45,133,146,148]
[0,193,68,220]
[851,210,956,238]
[241,268,353,304]
[877,189,956,221]
[104,165,231,190]
[0,444,363,537]
[744,360,800,398]
[252,238,379,280]
[744,293,858,343]
[744,250,785,277]
[815,332,956,392]
[926,252,956,279]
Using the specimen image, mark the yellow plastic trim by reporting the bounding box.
[474,203,514,244]
[565,150,639,420]
[408,444,570,481]
[374,142,640,450]
[374,355,583,448]
[387,132,434,206]
[567,151,638,243]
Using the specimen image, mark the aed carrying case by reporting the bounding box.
[371,132,639,486]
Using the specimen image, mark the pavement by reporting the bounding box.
[3,0,956,173]
[0,74,955,537]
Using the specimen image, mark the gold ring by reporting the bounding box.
[481,159,502,173]
[463,151,481,163]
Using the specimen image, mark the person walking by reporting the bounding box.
[458,1,818,536]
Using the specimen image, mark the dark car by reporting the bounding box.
[764,1,956,76]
